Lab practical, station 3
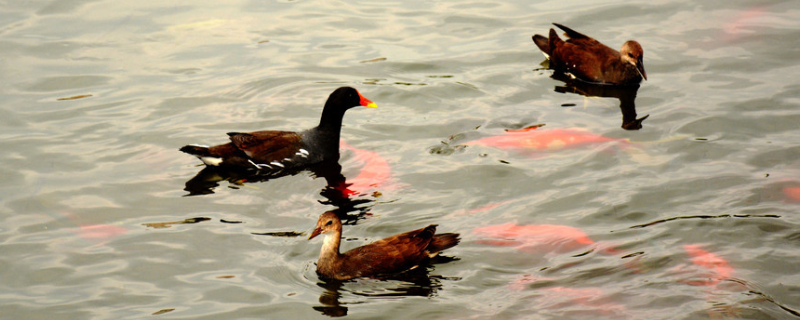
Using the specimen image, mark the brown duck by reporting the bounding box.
[532,23,647,85]
[308,212,460,280]
[180,87,377,173]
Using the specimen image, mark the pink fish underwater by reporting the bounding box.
[722,5,768,42]
[681,244,734,287]
[508,275,627,316]
[337,141,393,196]
[61,211,127,245]
[783,187,800,203]
[74,224,128,241]
[465,126,628,153]
[473,223,619,255]
[454,200,514,216]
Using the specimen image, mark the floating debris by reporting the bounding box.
[504,123,545,132]
[143,217,211,229]
[252,231,304,237]
[621,251,645,259]
[57,94,92,101]
[152,308,175,315]
[360,57,386,63]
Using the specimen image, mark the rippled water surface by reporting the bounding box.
[2,0,800,319]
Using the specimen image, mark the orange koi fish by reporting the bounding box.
[466,127,626,152]
[61,211,128,244]
[783,187,800,203]
[473,223,618,255]
[452,200,514,216]
[722,5,768,42]
[508,275,627,316]
[338,141,393,196]
[682,244,734,287]
[74,224,128,242]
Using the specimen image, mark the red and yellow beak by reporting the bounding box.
[359,93,378,109]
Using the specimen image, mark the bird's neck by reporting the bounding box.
[311,106,347,158]
[317,231,343,274]
[305,126,342,161]
[317,104,347,133]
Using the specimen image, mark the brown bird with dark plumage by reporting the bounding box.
[308,212,460,281]
[532,23,647,85]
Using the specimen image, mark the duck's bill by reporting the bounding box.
[308,227,322,240]
[359,95,378,108]
[637,58,647,81]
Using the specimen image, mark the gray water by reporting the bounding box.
[2,0,800,319]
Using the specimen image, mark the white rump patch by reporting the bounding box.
[200,156,223,166]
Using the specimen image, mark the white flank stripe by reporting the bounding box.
[248,160,270,169]
[270,162,285,168]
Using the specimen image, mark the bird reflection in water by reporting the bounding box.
[183,161,372,222]
[312,258,460,317]
[548,71,649,130]
[183,140,392,195]
[182,159,345,196]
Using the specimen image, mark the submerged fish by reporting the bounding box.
[73,224,128,242]
[337,140,393,196]
[681,244,734,287]
[783,187,800,203]
[506,275,628,316]
[61,211,128,244]
[466,127,627,153]
[473,223,618,255]
[454,200,514,216]
[722,5,768,41]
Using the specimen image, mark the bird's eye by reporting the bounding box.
[627,53,634,58]
[325,221,333,226]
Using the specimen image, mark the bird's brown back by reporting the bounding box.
[336,225,439,278]
[227,130,303,163]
